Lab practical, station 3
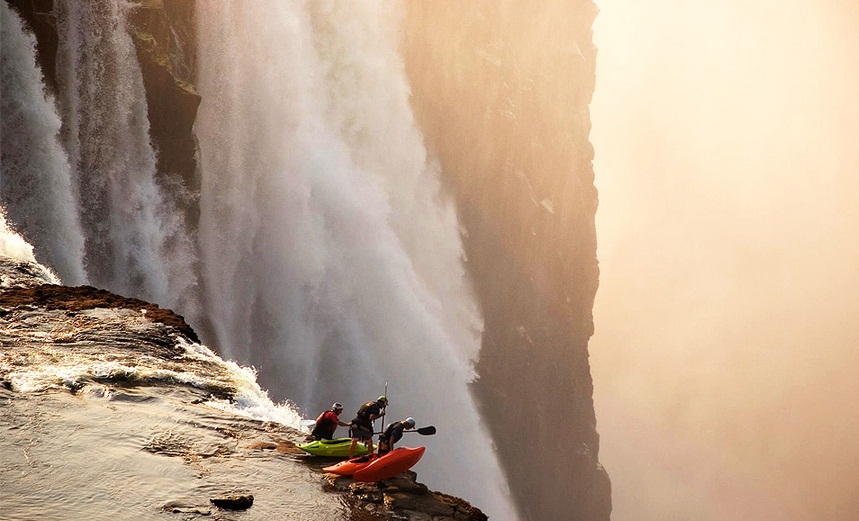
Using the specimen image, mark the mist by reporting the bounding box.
[590,1,859,520]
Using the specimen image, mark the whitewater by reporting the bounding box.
[1,2,516,518]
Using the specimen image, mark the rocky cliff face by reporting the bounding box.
[401,3,611,520]
[126,0,200,213]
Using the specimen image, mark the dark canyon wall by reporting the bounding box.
[401,3,610,520]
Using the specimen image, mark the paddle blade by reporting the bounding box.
[416,425,436,435]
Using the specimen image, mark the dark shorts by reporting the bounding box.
[349,423,373,441]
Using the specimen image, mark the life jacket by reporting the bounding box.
[354,401,381,423]
[380,421,406,443]
[377,421,406,455]
[315,409,337,428]
[311,410,338,439]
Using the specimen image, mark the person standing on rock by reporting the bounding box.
[310,402,350,440]
[376,417,416,455]
[348,395,387,459]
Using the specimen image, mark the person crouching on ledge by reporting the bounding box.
[377,417,416,455]
[310,402,350,440]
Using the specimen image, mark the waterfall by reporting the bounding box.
[195,2,515,518]
[51,0,197,311]
[0,3,85,285]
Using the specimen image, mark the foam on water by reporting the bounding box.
[176,337,304,427]
[0,212,60,285]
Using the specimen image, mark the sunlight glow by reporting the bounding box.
[590,1,859,520]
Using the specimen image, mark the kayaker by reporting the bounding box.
[377,417,416,455]
[310,402,350,440]
[348,395,388,459]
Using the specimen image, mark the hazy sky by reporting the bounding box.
[590,1,859,520]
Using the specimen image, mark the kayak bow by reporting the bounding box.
[297,438,369,458]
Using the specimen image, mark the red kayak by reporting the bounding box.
[322,454,378,476]
[353,446,426,482]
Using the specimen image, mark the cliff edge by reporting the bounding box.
[0,256,488,521]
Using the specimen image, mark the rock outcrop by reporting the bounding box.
[0,280,198,343]
[209,493,254,510]
[326,472,488,521]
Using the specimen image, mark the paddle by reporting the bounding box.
[374,425,436,436]
[380,381,388,424]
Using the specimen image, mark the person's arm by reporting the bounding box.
[393,424,406,444]
[370,406,384,421]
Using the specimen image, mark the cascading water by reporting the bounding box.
[50,0,197,311]
[0,3,85,285]
[195,3,516,519]
[0,211,60,285]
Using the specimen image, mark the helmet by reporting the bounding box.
[404,417,416,428]
[332,402,343,411]
[377,395,388,405]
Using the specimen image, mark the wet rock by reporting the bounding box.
[126,0,202,233]
[210,493,254,510]
[377,472,429,494]
[323,470,487,521]
[0,284,198,343]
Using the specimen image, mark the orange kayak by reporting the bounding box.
[353,446,426,482]
[322,454,378,476]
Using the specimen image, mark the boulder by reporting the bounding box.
[210,493,254,510]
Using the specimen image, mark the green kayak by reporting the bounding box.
[297,438,369,457]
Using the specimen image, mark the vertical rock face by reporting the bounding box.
[401,2,610,520]
[126,0,200,207]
